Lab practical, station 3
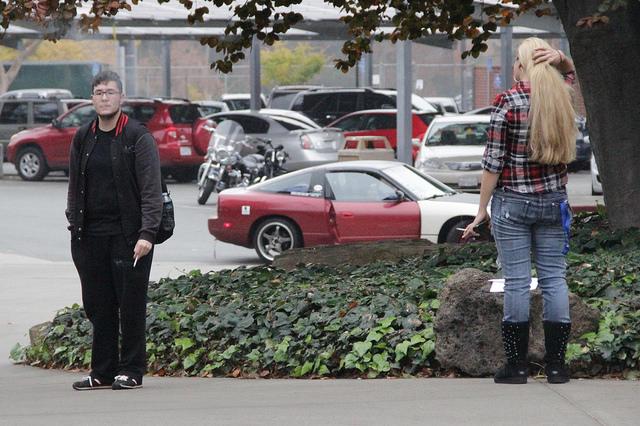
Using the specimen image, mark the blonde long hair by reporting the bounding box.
[518,37,576,165]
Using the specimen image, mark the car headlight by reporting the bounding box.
[445,162,482,171]
[216,147,233,164]
[422,158,445,170]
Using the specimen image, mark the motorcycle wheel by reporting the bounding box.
[197,179,216,205]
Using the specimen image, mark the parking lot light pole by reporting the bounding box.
[396,40,412,165]
[250,35,261,111]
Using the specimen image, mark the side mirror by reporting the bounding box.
[51,118,61,128]
[411,138,421,147]
[394,190,406,203]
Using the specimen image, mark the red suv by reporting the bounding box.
[327,109,439,159]
[6,99,207,181]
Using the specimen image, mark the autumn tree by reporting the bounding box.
[2,0,639,228]
[0,40,42,93]
[261,43,325,87]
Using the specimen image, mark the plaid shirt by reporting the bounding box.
[481,71,576,193]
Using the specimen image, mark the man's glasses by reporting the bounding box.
[92,90,121,98]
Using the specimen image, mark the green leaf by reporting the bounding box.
[366,331,383,342]
[174,337,195,352]
[395,340,411,362]
[274,337,291,363]
[430,299,441,310]
[421,340,435,358]
[317,364,330,376]
[372,352,390,372]
[9,343,23,362]
[353,341,372,358]
[53,345,67,355]
[379,317,396,328]
[183,353,198,370]
[300,360,314,376]
[410,334,426,345]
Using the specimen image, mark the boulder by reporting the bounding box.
[29,321,51,346]
[273,239,436,270]
[434,268,600,376]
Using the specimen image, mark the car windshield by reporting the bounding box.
[383,165,455,200]
[269,93,298,109]
[426,122,490,146]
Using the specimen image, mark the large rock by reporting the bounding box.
[29,321,51,346]
[273,239,436,270]
[434,268,600,376]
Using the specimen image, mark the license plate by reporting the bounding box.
[180,147,192,156]
[458,175,477,188]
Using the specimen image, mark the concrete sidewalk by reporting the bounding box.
[1,256,638,426]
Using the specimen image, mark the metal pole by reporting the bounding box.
[460,39,467,111]
[162,39,172,98]
[124,39,137,96]
[500,25,513,91]
[250,35,261,111]
[396,40,412,165]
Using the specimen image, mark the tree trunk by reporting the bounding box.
[554,0,640,228]
[0,40,42,93]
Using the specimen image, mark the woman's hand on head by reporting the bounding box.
[533,47,564,66]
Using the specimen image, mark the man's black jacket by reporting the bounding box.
[66,113,163,244]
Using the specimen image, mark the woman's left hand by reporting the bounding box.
[533,47,563,66]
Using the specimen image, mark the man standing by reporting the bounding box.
[66,71,162,390]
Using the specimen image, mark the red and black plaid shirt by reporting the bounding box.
[481,71,576,193]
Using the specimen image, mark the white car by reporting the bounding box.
[425,97,460,114]
[221,93,267,110]
[591,154,603,195]
[414,115,491,191]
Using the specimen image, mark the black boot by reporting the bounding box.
[494,321,529,384]
[544,321,571,384]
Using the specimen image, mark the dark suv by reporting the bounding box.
[0,97,88,160]
[7,99,206,181]
[289,87,438,126]
[267,85,323,109]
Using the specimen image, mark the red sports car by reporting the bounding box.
[208,160,485,262]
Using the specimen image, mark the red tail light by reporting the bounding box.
[300,134,313,150]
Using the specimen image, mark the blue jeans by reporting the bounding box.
[491,188,571,323]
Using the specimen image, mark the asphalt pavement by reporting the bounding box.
[1,163,633,426]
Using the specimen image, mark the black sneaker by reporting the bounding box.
[112,375,142,390]
[545,362,570,384]
[72,375,112,391]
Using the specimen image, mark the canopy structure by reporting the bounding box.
[4,0,566,164]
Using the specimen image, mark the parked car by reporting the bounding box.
[591,154,602,195]
[414,115,491,191]
[221,93,267,110]
[209,160,487,262]
[267,85,323,109]
[0,88,73,99]
[327,109,439,159]
[463,106,493,115]
[194,100,229,116]
[1,97,89,161]
[6,99,207,181]
[289,87,439,126]
[570,116,591,171]
[424,97,460,114]
[202,109,344,171]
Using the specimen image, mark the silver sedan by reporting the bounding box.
[204,109,344,171]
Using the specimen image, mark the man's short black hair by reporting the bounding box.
[91,70,123,93]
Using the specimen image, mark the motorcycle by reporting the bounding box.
[197,120,267,205]
[256,139,289,181]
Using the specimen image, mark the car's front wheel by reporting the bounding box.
[253,218,301,263]
[16,147,48,181]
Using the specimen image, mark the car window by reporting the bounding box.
[337,93,358,113]
[256,172,317,196]
[60,104,97,128]
[365,92,394,109]
[331,114,364,131]
[224,115,269,134]
[271,117,307,131]
[120,104,156,123]
[417,113,438,126]
[365,114,396,130]
[33,102,60,123]
[167,104,199,124]
[326,171,398,202]
[269,92,297,109]
[304,94,338,114]
[198,105,223,116]
[426,122,490,146]
[0,101,28,124]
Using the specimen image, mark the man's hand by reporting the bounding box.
[133,239,153,261]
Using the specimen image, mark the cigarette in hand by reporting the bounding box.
[133,256,138,268]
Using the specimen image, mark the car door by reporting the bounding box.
[324,170,420,243]
[49,104,97,166]
[0,100,29,156]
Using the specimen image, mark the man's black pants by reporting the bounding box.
[71,234,152,383]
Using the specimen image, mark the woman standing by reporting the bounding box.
[462,37,577,384]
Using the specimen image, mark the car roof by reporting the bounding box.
[0,88,73,99]
[429,114,491,124]
[209,108,320,128]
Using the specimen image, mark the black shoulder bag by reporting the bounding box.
[155,176,174,244]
